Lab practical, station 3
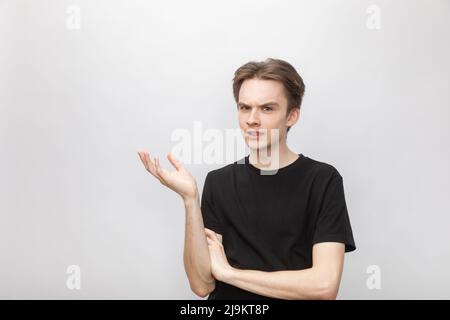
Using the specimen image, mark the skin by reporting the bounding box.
[137,78,346,299]
[237,78,300,170]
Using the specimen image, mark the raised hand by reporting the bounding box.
[137,151,198,201]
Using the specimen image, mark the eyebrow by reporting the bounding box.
[237,101,279,108]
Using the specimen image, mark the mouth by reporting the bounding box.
[246,131,265,139]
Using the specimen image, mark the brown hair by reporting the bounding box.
[232,58,305,133]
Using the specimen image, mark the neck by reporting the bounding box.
[248,141,299,170]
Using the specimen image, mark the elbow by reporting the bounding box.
[192,287,210,298]
[316,281,339,300]
[319,287,338,300]
[191,282,215,298]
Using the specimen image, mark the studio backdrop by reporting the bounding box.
[1,0,449,299]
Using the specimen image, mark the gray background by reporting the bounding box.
[1,0,449,299]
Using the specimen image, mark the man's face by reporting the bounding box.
[237,78,298,151]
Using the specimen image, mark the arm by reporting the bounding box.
[205,232,345,300]
[226,243,344,299]
[137,151,221,298]
[183,194,223,297]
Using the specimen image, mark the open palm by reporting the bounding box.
[137,151,198,201]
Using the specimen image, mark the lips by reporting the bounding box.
[246,131,265,138]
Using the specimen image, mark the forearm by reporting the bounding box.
[183,193,215,297]
[222,267,338,300]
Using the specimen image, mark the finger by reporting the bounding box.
[154,157,170,185]
[204,228,216,238]
[144,153,166,184]
[142,152,156,174]
[140,152,162,183]
[137,151,150,171]
[205,228,222,242]
[155,157,164,177]
[206,237,217,248]
[205,232,214,241]
[146,153,156,171]
[167,152,183,171]
[205,231,220,246]
[145,153,160,177]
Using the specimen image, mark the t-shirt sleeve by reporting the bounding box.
[200,171,223,235]
[312,170,356,252]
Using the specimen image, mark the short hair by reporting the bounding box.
[232,58,305,133]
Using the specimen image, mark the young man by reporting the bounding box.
[137,58,356,300]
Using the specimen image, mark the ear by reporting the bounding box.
[286,107,300,128]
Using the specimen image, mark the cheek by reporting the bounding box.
[260,116,282,131]
[237,114,246,126]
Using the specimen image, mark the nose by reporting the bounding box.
[246,108,260,127]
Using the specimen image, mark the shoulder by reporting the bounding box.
[204,160,238,183]
[302,155,343,181]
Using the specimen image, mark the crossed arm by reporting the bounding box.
[204,228,345,300]
[136,152,347,299]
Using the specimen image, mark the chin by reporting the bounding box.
[246,141,269,151]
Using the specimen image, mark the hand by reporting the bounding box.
[205,228,235,282]
[137,150,198,201]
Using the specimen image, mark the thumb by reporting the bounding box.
[205,228,220,243]
[167,152,183,171]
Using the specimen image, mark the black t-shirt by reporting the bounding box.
[200,153,356,300]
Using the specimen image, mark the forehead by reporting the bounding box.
[238,78,287,105]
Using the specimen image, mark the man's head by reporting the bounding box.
[232,58,305,151]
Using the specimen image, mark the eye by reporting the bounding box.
[239,105,250,110]
[263,107,273,111]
